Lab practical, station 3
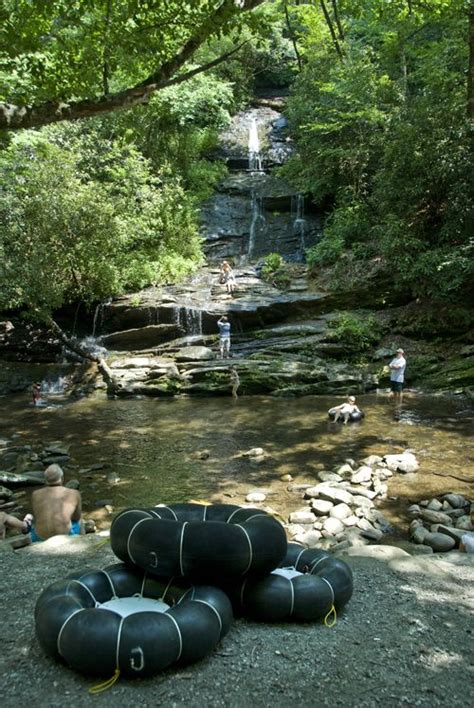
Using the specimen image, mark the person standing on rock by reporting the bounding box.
[217,316,231,359]
[388,348,406,403]
[30,464,84,541]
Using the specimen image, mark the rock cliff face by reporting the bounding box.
[83,264,375,398]
[200,103,321,263]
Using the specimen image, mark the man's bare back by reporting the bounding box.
[31,464,83,540]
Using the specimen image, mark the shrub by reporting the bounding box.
[261,253,291,289]
[306,232,344,268]
[327,312,381,351]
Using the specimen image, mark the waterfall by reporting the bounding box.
[248,117,262,172]
[184,307,203,338]
[91,304,102,338]
[173,305,202,343]
[248,117,266,258]
[91,298,111,337]
[173,306,182,328]
[248,194,266,259]
[79,336,108,359]
[41,375,68,395]
[292,194,307,259]
[147,306,159,325]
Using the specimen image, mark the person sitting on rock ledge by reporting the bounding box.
[328,396,361,425]
[219,260,236,294]
[29,464,84,542]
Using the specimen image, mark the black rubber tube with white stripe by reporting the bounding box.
[328,409,365,423]
[35,563,233,677]
[110,503,287,581]
[219,542,354,622]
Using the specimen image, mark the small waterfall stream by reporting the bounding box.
[248,117,266,259]
[292,194,307,259]
[248,117,263,172]
[173,305,203,342]
[184,307,203,337]
[92,298,113,337]
[248,193,266,259]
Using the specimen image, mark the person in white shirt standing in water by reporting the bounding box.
[389,347,406,403]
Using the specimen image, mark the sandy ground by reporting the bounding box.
[1,534,473,708]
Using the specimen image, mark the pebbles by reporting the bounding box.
[408,493,473,552]
[284,452,403,549]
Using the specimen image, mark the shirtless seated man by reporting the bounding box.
[30,464,84,542]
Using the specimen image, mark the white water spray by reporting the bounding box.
[248,118,262,172]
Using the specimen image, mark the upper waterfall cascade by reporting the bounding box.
[248,117,263,172]
[200,101,322,264]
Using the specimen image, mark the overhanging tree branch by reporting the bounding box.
[0,0,265,131]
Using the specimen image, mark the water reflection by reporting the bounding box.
[1,392,472,532]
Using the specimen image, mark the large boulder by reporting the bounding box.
[383,452,419,474]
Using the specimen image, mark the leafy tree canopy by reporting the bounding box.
[0,126,203,315]
[284,0,473,301]
[0,0,266,130]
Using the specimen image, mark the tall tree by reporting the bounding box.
[0,0,265,131]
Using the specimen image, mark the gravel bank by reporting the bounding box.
[1,535,473,708]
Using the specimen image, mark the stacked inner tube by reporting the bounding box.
[110,503,288,581]
[221,542,353,622]
[35,503,355,679]
[328,408,365,423]
[35,562,232,677]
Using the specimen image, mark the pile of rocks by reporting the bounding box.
[408,493,473,552]
[284,451,419,550]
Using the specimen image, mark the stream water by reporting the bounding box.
[2,392,472,535]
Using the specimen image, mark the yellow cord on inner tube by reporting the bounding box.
[89,668,120,694]
[324,605,337,627]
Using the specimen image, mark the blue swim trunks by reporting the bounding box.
[30,520,82,543]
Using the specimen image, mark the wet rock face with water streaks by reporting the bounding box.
[201,104,322,262]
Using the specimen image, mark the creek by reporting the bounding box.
[2,391,472,534]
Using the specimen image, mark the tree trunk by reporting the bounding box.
[319,0,343,60]
[40,314,115,388]
[468,0,474,119]
[284,1,303,72]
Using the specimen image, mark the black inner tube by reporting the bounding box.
[35,563,233,677]
[110,503,288,581]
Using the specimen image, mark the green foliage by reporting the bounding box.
[112,73,234,201]
[0,1,264,106]
[327,312,381,351]
[261,252,291,289]
[284,0,472,302]
[306,233,344,268]
[0,129,203,314]
[261,252,284,275]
